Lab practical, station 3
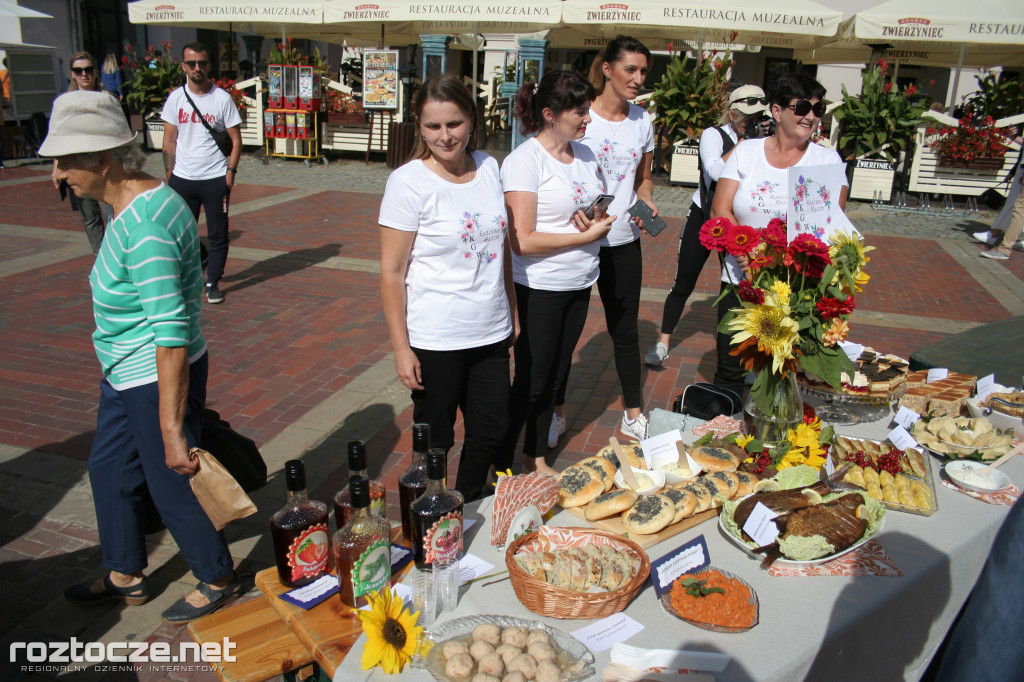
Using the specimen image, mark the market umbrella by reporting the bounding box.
[127,0,324,39]
[798,0,1024,104]
[0,0,52,19]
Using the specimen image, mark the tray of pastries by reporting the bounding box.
[832,436,937,515]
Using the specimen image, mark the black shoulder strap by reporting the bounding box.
[180,83,219,138]
[699,126,737,211]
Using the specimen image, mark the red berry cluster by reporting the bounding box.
[844,448,904,475]
[803,402,817,423]
[750,448,773,475]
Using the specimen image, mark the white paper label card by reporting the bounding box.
[824,452,836,476]
[639,429,683,469]
[280,574,338,610]
[743,502,779,548]
[888,425,919,450]
[457,553,495,585]
[571,613,644,653]
[927,368,949,383]
[976,374,996,400]
[894,406,921,430]
[839,341,865,362]
[650,535,711,597]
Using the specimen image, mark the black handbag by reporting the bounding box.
[672,383,743,420]
[199,408,267,492]
[181,84,234,158]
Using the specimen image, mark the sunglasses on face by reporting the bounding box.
[184,60,210,69]
[785,99,827,117]
[71,66,95,76]
[732,96,767,106]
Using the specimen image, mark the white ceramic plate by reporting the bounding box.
[945,460,1012,493]
[420,614,595,681]
[717,499,884,567]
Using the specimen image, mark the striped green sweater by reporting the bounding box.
[90,183,206,390]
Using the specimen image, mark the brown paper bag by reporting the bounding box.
[188,447,258,530]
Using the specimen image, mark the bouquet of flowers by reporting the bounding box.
[700,217,874,413]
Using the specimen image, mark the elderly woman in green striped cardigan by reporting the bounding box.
[40,90,239,623]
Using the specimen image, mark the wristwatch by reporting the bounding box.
[227,167,237,173]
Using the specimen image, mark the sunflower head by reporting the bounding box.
[726,290,800,375]
[356,588,428,674]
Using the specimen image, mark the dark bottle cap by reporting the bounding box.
[412,423,430,453]
[348,475,370,508]
[347,440,367,471]
[426,448,447,480]
[284,460,306,492]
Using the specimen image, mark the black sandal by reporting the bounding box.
[65,575,150,606]
[161,573,241,623]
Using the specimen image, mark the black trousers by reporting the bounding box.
[660,202,712,335]
[168,174,231,286]
[595,239,644,409]
[411,339,510,503]
[500,284,591,467]
[714,283,746,396]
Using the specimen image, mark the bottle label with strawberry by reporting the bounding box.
[423,511,462,565]
[287,523,330,583]
[352,538,391,597]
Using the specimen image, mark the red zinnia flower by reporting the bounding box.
[724,224,761,257]
[762,218,788,250]
[785,234,831,278]
[816,296,856,320]
[738,280,765,305]
[699,217,733,251]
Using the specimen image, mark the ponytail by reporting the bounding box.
[515,71,595,136]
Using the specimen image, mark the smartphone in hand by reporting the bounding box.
[583,194,615,220]
[628,200,667,237]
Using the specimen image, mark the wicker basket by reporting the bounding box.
[505,529,650,619]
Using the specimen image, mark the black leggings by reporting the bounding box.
[500,284,591,467]
[168,174,231,286]
[660,202,712,336]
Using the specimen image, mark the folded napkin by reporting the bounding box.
[767,539,902,577]
[941,479,1021,506]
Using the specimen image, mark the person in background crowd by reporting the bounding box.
[979,170,1024,261]
[497,70,615,477]
[711,73,849,396]
[543,35,654,449]
[646,85,769,368]
[378,75,515,502]
[43,90,239,622]
[52,51,108,254]
[101,51,123,101]
[0,57,8,170]
[162,42,242,305]
[973,125,1024,254]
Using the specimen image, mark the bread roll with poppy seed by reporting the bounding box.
[578,456,616,492]
[708,470,740,498]
[679,480,712,512]
[661,487,698,523]
[584,488,638,521]
[699,477,728,508]
[621,493,675,535]
[734,471,759,497]
[597,443,644,470]
[557,466,603,508]
[691,446,739,472]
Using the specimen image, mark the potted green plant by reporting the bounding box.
[961,71,1024,120]
[122,42,185,149]
[650,47,734,184]
[833,59,928,201]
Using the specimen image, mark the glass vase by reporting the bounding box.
[743,371,803,448]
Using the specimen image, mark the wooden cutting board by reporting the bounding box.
[564,505,719,549]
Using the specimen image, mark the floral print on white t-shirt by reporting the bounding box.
[459,210,507,264]
[594,138,640,183]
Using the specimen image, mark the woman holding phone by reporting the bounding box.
[498,70,614,476]
[545,36,656,450]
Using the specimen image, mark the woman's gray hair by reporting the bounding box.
[76,141,147,174]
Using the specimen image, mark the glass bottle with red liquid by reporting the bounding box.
[333,440,386,526]
[334,475,392,608]
[270,460,330,588]
[398,423,430,542]
[410,449,464,614]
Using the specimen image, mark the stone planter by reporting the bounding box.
[669,141,700,186]
[850,157,896,201]
[144,118,164,150]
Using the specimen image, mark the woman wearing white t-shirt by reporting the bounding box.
[712,73,849,395]
[379,76,515,502]
[499,70,615,477]
[538,35,656,446]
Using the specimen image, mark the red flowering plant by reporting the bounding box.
[213,78,246,113]
[325,89,365,115]
[931,112,1012,164]
[700,217,873,412]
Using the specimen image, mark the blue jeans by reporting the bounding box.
[89,353,233,583]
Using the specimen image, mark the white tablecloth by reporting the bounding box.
[335,409,1021,681]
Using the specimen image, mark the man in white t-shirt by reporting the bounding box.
[161,42,242,304]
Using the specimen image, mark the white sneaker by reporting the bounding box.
[547,413,566,449]
[1015,241,1024,252]
[644,342,669,366]
[980,250,1010,260]
[971,230,997,245]
[619,413,648,441]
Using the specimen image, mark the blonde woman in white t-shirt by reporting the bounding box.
[711,73,849,396]
[379,75,515,502]
[498,70,615,477]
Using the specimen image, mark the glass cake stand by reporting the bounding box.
[798,382,906,425]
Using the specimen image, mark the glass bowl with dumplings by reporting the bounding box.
[910,416,1015,461]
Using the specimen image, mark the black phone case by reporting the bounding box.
[629,201,667,236]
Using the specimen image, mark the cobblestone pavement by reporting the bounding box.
[1,147,1022,682]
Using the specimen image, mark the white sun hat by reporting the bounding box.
[728,85,768,115]
[39,90,137,157]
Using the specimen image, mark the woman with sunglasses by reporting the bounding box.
[52,51,110,254]
[645,85,768,368]
[710,73,848,397]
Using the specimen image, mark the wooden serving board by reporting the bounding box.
[564,505,720,549]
